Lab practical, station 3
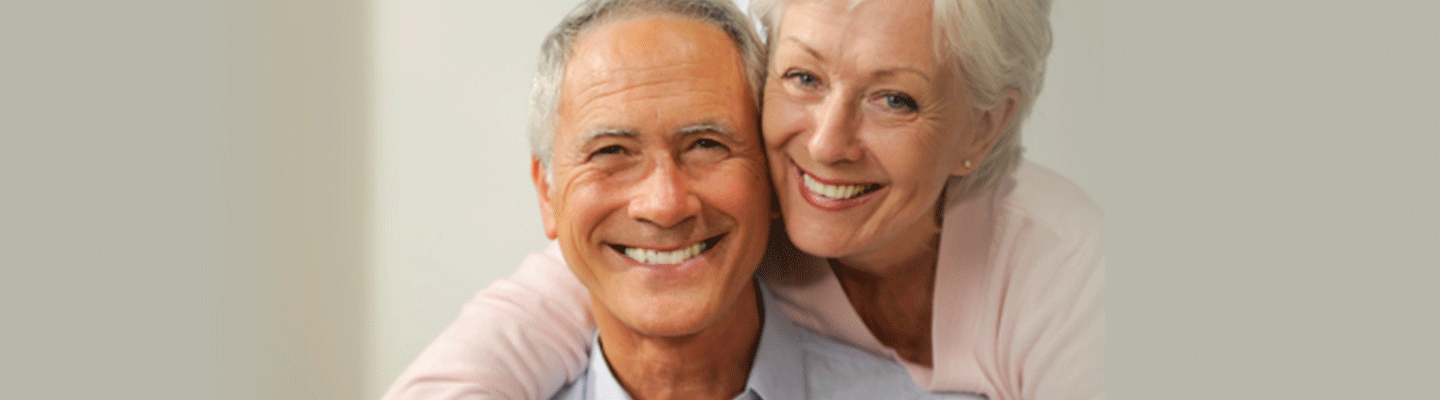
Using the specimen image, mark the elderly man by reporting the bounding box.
[531,0,774,398]
[385,0,965,399]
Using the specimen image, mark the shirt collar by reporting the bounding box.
[584,281,807,400]
[742,282,807,400]
[585,337,628,400]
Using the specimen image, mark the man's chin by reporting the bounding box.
[624,319,712,339]
[610,295,724,338]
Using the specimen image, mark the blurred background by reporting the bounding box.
[7,0,1439,399]
[4,0,1095,398]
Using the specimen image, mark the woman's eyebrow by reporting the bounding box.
[783,37,825,62]
[872,67,932,83]
[780,37,931,83]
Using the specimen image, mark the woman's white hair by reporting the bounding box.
[749,0,1053,200]
[528,0,767,172]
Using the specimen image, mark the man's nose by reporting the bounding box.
[806,95,864,165]
[628,159,700,229]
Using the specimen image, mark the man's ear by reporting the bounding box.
[951,88,1020,176]
[531,157,558,239]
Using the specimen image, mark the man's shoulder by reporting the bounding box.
[791,327,984,400]
[792,327,905,377]
[547,370,588,400]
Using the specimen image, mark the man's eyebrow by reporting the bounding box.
[580,127,638,143]
[576,123,738,147]
[677,121,737,141]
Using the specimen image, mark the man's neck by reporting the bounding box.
[592,284,762,400]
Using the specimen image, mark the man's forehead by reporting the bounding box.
[575,14,732,59]
[557,83,748,136]
[566,15,738,82]
[555,15,755,147]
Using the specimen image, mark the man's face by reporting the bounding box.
[532,15,770,337]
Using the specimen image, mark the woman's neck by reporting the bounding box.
[832,226,941,367]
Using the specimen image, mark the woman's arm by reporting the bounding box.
[1019,224,1104,400]
[993,161,1104,400]
[382,241,595,400]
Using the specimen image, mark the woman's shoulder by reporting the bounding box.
[1000,160,1103,241]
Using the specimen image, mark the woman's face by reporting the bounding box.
[763,0,996,266]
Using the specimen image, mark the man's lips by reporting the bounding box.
[607,234,726,265]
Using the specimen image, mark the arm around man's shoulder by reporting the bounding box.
[382,241,596,400]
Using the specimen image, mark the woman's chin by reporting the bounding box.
[783,218,863,260]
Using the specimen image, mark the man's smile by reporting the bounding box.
[608,234,726,265]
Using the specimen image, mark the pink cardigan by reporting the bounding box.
[383,160,1104,400]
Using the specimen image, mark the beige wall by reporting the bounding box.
[367,1,567,397]
[2,1,370,399]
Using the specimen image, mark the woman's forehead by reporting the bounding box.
[775,0,942,73]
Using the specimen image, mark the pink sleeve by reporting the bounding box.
[382,241,595,400]
[1016,223,1105,400]
[982,162,1104,400]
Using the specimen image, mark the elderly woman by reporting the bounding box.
[751,0,1101,398]
[386,0,1101,399]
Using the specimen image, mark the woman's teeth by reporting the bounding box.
[803,173,870,200]
[623,242,707,264]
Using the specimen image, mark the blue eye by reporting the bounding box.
[783,69,820,88]
[882,93,919,112]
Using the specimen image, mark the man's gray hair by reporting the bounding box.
[750,0,1053,201]
[528,0,767,171]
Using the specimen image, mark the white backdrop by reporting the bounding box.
[368,0,1101,396]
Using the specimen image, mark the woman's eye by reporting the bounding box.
[881,93,919,112]
[782,69,821,89]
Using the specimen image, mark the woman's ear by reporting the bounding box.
[531,157,558,240]
[951,88,1020,176]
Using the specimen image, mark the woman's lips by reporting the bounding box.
[795,166,884,211]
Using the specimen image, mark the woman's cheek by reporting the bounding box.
[761,93,809,147]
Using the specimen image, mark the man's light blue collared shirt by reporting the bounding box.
[549,284,984,400]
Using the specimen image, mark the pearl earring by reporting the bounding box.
[963,159,973,168]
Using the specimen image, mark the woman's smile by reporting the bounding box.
[794,164,886,211]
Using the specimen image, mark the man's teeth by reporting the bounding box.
[623,242,707,264]
[803,173,870,200]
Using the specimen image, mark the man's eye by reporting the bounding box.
[693,138,726,150]
[682,138,729,165]
[591,145,626,157]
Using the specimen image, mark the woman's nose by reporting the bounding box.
[806,96,864,165]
